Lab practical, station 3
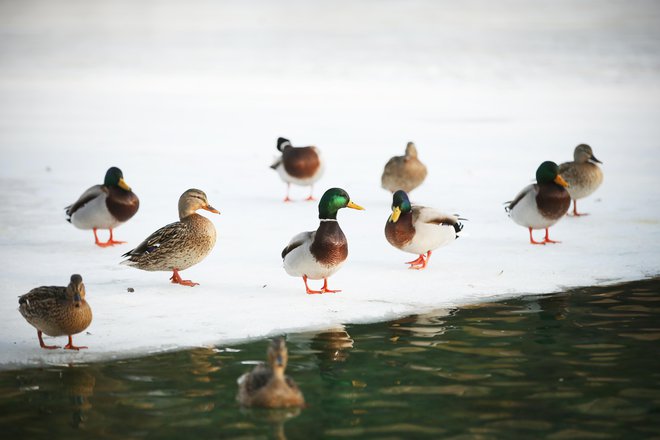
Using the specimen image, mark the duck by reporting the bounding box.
[121,189,219,287]
[270,137,324,202]
[558,143,603,216]
[281,187,364,294]
[381,142,428,193]
[505,161,571,244]
[18,274,92,350]
[65,167,139,247]
[385,190,464,270]
[237,338,305,408]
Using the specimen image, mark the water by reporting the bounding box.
[1,279,659,439]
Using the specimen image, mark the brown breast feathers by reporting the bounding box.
[282,146,320,179]
[310,222,348,266]
[536,183,571,220]
[385,211,415,248]
[106,187,140,222]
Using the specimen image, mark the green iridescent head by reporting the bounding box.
[389,190,412,223]
[104,167,131,191]
[318,188,364,219]
[536,161,569,187]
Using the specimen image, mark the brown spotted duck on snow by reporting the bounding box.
[270,137,325,202]
[558,143,604,216]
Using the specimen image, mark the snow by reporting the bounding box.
[1,0,659,369]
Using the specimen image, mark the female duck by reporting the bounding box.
[282,187,364,294]
[121,189,219,287]
[385,190,463,270]
[270,137,325,202]
[506,161,571,244]
[237,338,305,408]
[381,142,428,193]
[18,274,92,350]
[558,144,603,216]
[66,167,139,247]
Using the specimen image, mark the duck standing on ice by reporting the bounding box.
[281,188,364,294]
[270,137,324,202]
[121,189,219,287]
[381,141,428,193]
[385,190,463,269]
[65,167,139,247]
[505,161,571,245]
[558,143,603,216]
[18,274,92,350]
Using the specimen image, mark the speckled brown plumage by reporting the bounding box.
[381,142,428,193]
[237,338,305,408]
[18,274,92,349]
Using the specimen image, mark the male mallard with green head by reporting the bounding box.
[66,167,139,247]
[270,137,324,202]
[558,144,603,216]
[121,189,219,287]
[385,190,464,269]
[237,338,305,408]
[381,142,428,193]
[282,188,364,294]
[18,274,92,350]
[506,161,571,245]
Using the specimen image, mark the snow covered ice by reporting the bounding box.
[1,0,659,369]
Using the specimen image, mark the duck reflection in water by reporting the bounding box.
[61,368,96,428]
[310,326,354,363]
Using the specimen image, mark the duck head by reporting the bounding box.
[536,161,569,188]
[66,274,86,307]
[268,337,289,377]
[277,137,292,152]
[318,188,364,220]
[105,167,131,191]
[389,190,412,223]
[405,142,418,158]
[178,189,220,219]
[574,144,602,164]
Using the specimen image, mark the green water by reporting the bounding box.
[1,279,659,439]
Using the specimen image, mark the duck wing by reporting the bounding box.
[65,185,107,219]
[121,220,185,260]
[281,231,314,259]
[505,184,537,212]
[242,364,273,395]
[412,206,462,230]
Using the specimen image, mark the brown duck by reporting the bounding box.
[558,143,604,216]
[121,189,219,287]
[270,137,325,201]
[66,167,139,247]
[237,338,305,408]
[18,274,92,350]
[381,142,428,193]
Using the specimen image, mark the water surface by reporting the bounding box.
[1,279,659,439]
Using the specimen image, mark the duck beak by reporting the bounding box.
[73,292,82,303]
[203,205,220,214]
[554,174,570,188]
[590,155,602,164]
[389,206,402,223]
[118,178,131,191]
[276,354,283,366]
[347,201,365,210]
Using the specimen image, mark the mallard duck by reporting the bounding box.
[385,190,463,270]
[18,274,92,350]
[65,167,139,247]
[270,137,324,202]
[237,338,305,408]
[558,143,603,216]
[381,142,428,193]
[281,187,364,294]
[121,189,219,287]
[505,161,571,244]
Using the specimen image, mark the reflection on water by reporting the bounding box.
[1,279,659,439]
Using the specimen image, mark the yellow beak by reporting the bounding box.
[347,201,365,210]
[554,174,569,188]
[203,205,220,214]
[389,206,401,223]
[118,177,131,191]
